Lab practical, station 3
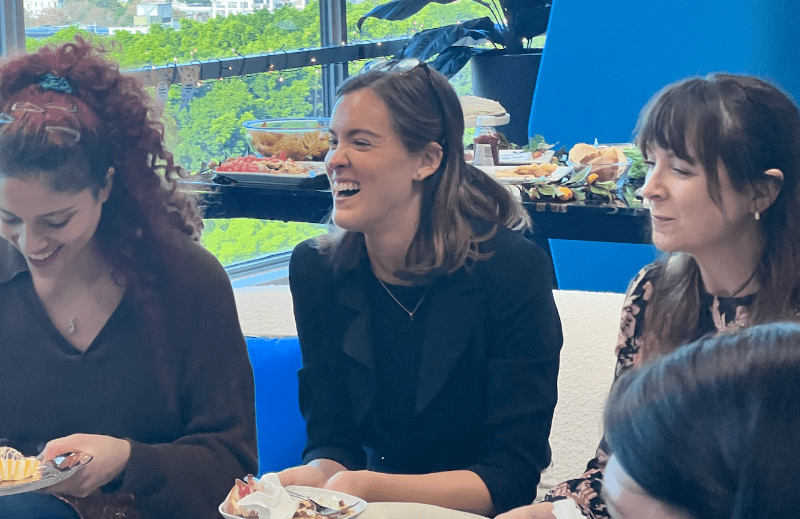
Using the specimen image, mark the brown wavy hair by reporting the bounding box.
[0,37,202,311]
[316,65,531,280]
[635,73,800,357]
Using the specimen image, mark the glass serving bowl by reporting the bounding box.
[243,118,331,161]
[568,158,633,188]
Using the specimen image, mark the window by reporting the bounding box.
[11,0,417,278]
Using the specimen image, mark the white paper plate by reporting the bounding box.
[219,485,367,519]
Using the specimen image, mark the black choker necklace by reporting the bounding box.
[729,266,759,298]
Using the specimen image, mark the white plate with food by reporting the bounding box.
[480,164,572,184]
[0,452,93,497]
[498,149,555,165]
[220,482,367,519]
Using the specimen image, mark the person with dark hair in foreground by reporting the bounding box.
[0,38,257,518]
[277,59,563,516]
[500,73,800,519]
[603,322,800,519]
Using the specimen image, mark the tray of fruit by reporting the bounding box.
[213,154,329,188]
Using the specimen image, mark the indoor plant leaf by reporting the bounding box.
[357,0,457,31]
[429,45,486,78]
[358,0,550,77]
[395,17,499,61]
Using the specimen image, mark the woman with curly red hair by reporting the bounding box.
[0,38,257,518]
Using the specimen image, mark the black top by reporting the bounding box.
[0,230,258,519]
[289,224,564,514]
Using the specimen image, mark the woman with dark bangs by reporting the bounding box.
[499,73,800,519]
[0,38,257,518]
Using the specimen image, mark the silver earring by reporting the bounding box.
[755,212,761,221]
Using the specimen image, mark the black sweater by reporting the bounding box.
[290,225,563,514]
[0,231,257,518]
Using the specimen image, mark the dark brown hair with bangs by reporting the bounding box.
[316,65,530,280]
[634,73,800,358]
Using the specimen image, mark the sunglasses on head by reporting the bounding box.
[360,58,449,147]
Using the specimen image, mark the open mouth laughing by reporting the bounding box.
[333,180,360,198]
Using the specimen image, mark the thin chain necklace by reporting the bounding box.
[67,316,76,335]
[376,277,427,321]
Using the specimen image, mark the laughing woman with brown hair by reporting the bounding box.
[278,60,563,516]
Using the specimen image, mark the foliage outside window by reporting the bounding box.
[23,0,513,270]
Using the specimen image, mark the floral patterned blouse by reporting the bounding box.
[542,263,755,518]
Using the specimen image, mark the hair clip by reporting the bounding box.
[0,113,12,124]
[44,126,81,143]
[37,73,77,95]
[43,103,77,114]
[10,101,45,113]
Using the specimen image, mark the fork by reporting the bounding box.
[285,489,358,517]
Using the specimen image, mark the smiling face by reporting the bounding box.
[603,455,693,519]
[0,175,109,279]
[324,88,435,240]
[641,146,758,258]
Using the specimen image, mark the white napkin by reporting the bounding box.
[237,473,298,519]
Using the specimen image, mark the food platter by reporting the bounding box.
[0,452,92,497]
[214,161,329,188]
[479,165,573,184]
[498,149,555,165]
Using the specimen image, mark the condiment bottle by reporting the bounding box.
[473,116,500,166]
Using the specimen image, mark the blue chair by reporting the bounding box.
[246,336,307,473]
[548,240,658,293]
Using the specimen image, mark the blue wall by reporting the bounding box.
[529,0,800,148]
[549,240,658,293]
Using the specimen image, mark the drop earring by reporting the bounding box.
[754,212,761,221]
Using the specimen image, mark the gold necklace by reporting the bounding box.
[376,277,427,321]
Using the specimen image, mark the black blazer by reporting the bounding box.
[289,225,563,514]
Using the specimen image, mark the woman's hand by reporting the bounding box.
[39,433,131,498]
[323,470,372,499]
[277,464,330,488]
[495,502,556,519]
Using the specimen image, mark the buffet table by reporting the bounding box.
[184,178,652,245]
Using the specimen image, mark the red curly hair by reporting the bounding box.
[0,37,203,303]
